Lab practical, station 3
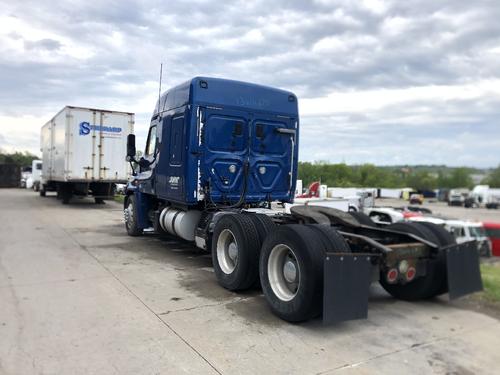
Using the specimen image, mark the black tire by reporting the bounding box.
[212,214,261,291]
[245,213,275,243]
[124,195,143,236]
[417,222,456,247]
[95,198,105,204]
[260,225,327,322]
[380,222,446,301]
[350,211,376,227]
[58,184,72,204]
[245,213,276,287]
[307,224,351,253]
[39,186,46,197]
[61,192,71,204]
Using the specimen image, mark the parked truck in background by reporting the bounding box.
[448,189,467,206]
[123,77,482,323]
[40,106,134,204]
[31,160,42,191]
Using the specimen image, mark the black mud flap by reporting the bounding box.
[446,241,483,299]
[323,253,373,324]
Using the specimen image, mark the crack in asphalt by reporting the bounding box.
[158,296,253,316]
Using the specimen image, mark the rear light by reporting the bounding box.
[387,268,398,283]
[406,267,416,281]
[398,260,409,274]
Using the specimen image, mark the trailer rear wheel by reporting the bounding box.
[212,214,261,291]
[124,195,143,236]
[260,225,344,322]
[61,190,72,204]
[380,222,446,301]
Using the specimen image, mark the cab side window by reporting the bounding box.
[145,125,157,157]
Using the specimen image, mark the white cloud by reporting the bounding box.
[0,0,499,167]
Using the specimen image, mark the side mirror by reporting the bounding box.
[126,134,136,160]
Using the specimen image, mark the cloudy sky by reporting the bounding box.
[0,0,499,167]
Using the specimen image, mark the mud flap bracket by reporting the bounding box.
[446,241,483,300]
[323,253,373,324]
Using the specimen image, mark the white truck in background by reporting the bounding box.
[40,106,134,204]
[408,216,492,257]
[471,185,500,209]
[30,159,42,191]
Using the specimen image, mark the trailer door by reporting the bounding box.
[96,112,130,181]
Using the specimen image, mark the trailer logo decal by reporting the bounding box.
[79,122,122,136]
[79,122,91,135]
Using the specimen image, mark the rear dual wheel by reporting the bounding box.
[380,222,452,300]
[259,224,350,322]
[212,216,352,322]
[212,214,262,291]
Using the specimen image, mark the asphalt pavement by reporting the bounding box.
[1,189,499,374]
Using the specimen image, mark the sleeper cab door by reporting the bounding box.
[249,118,296,200]
[156,109,187,203]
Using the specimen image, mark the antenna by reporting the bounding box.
[158,63,163,108]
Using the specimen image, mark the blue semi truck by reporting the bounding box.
[124,77,482,323]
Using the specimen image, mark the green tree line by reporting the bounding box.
[0,151,39,167]
[298,162,500,190]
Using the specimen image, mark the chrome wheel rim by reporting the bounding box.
[216,229,239,274]
[124,202,133,227]
[268,244,300,302]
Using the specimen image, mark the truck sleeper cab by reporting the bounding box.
[124,77,482,323]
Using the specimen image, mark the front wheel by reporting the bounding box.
[124,195,143,236]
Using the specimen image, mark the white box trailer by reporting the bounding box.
[40,106,134,204]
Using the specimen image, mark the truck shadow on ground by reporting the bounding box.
[41,193,119,209]
[77,221,474,330]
